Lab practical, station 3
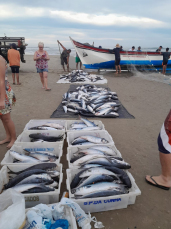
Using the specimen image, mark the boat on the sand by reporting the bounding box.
[70,37,171,70]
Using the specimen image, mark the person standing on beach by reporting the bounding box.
[110,44,121,74]
[75,52,82,70]
[161,48,170,75]
[34,42,51,91]
[8,43,21,85]
[0,55,16,148]
[57,40,71,72]
[156,46,162,52]
[146,110,171,190]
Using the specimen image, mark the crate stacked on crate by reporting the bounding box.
[0,119,66,208]
[65,119,141,213]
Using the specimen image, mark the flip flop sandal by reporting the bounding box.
[45,89,51,91]
[145,176,170,190]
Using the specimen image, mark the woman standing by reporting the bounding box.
[8,43,21,85]
[0,56,16,148]
[34,42,51,91]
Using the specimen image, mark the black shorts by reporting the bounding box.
[115,58,120,66]
[163,61,168,66]
[10,66,20,73]
[61,57,67,66]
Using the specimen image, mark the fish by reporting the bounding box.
[11,184,55,193]
[75,148,105,156]
[72,155,107,166]
[10,151,39,163]
[15,174,53,186]
[29,133,63,142]
[79,135,108,144]
[72,174,115,193]
[25,150,57,162]
[43,123,64,130]
[71,138,89,145]
[29,126,57,130]
[4,169,48,189]
[79,167,119,178]
[89,146,117,156]
[73,182,128,197]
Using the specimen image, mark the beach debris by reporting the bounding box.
[61,84,120,117]
[60,70,104,83]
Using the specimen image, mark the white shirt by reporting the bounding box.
[129,49,136,51]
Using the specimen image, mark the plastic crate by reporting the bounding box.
[15,130,65,144]
[67,130,114,148]
[66,168,141,213]
[67,144,122,169]
[24,119,67,131]
[1,142,63,166]
[25,204,77,229]
[0,164,63,208]
[66,120,105,132]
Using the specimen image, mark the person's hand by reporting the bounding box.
[0,100,5,110]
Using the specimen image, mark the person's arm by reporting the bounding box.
[18,51,20,63]
[57,40,66,50]
[43,51,50,61]
[0,58,6,110]
[34,51,41,61]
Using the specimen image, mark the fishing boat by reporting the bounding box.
[70,37,171,70]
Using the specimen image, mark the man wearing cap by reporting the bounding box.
[156,46,162,52]
[110,44,121,74]
[129,46,136,51]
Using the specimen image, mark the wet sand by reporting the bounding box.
[0,55,171,229]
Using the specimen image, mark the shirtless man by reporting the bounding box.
[57,40,71,72]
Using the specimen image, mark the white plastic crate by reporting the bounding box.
[25,204,77,229]
[15,130,65,144]
[66,168,141,213]
[67,144,122,169]
[24,119,67,131]
[0,164,63,208]
[1,142,63,166]
[66,120,105,132]
[67,130,114,147]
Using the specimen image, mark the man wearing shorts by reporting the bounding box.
[57,40,71,72]
[7,43,21,85]
[75,52,82,70]
[146,110,171,190]
[110,43,121,74]
[161,48,170,75]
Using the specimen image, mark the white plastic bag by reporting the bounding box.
[0,189,26,229]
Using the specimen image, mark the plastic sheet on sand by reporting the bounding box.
[50,85,134,119]
[56,75,108,84]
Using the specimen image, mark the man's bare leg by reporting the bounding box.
[80,62,82,70]
[118,65,121,73]
[0,115,11,144]
[16,73,21,85]
[146,152,171,187]
[12,73,15,84]
[115,66,118,74]
[76,63,78,70]
[62,65,66,72]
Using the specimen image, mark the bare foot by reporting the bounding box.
[119,71,121,74]
[0,138,11,145]
[7,139,16,149]
[17,82,21,85]
[146,175,171,188]
[115,72,118,74]
[42,86,45,89]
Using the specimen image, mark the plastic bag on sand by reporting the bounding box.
[0,189,25,229]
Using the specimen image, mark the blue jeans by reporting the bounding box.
[37,68,48,73]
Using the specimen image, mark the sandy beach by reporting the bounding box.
[0,55,171,229]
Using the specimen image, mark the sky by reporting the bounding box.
[0,0,171,49]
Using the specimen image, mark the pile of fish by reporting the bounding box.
[62,84,120,117]
[29,133,64,142]
[60,70,104,83]
[4,163,59,193]
[10,150,58,163]
[69,116,101,131]
[69,146,132,199]
[71,135,109,146]
[28,123,64,130]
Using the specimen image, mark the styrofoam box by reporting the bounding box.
[66,168,141,213]
[67,144,122,169]
[1,142,63,166]
[0,164,63,208]
[24,119,67,131]
[15,130,65,144]
[66,120,105,132]
[67,130,114,147]
[25,204,77,229]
